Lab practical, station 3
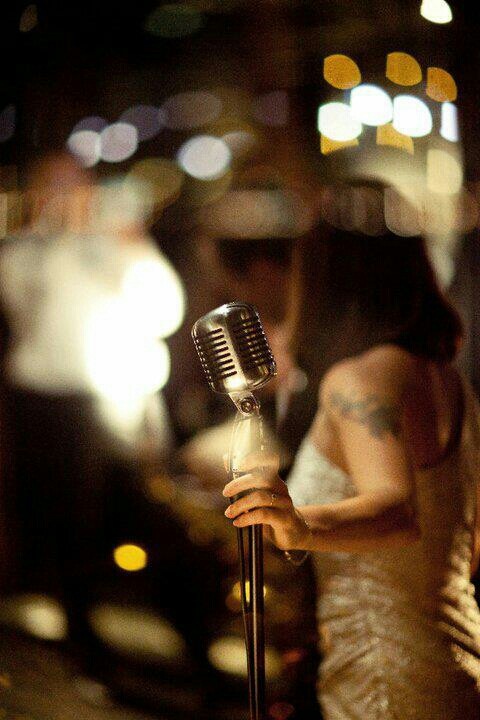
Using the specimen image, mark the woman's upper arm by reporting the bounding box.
[320,361,416,512]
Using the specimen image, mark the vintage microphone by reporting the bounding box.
[192,301,277,720]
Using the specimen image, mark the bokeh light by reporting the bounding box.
[376,123,414,154]
[100,122,138,162]
[19,4,38,32]
[392,95,432,137]
[427,149,463,195]
[145,4,204,38]
[323,54,361,89]
[420,0,453,24]
[252,90,289,127]
[119,104,163,141]
[426,67,457,102]
[0,594,67,641]
[66,130,101,167]
[318,102,362,142]
[386,52,422,86]
[0,105,15,142]
[350,84,393,126]
[161,90,222,130]
[440,102,459,142]
[177,135,231,180]
[221,129,257,158]
[89,603,187,662]
[113,543,148,572]
[320,135,359,154]
[207,636,282,678]
[122,257,185,338]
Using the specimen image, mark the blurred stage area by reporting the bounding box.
[0,1,479,719]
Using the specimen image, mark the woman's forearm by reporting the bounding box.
[296,496,420,553]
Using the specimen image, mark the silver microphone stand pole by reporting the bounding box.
[228,393,266,720]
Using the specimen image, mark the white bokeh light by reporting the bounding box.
[100,123,138,163]
[350,84,393,126]
[392,95,432,137]
[177,135,231,180]
[67,130,101,167]
[317,102,362,142]
[122,258,185,339]
[440,102,459,142]
[420,0,452,24]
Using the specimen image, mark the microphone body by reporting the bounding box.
[192,301,275,720]
[191,301,276,414]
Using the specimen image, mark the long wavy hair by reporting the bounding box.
[290,225,463,382]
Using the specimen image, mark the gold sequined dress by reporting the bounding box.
[287,382,480,720]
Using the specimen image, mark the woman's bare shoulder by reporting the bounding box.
[319,345,418,405]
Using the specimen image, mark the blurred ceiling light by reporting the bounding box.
[392,95,432,137]
[318,102,362,142]
[177,135,231,180]
[440,102,459,142]
[145,3,204,38]
[252,90,289,127]
[66,130,101,167]
[320,135,359,154]
[207,636,282,678]
[221,129,257,158]
[427,148,463,195]
[72,116,108,134]
[323,54,361,89]
[19,4,38,32]
[113,543,148,571]
[426,67,457,102]
[350,84,393,126]
[122,257,185,338]
[119,104,163,142]
[0,594,67,641]
[161,90,222,130]
[128,157,184,210]
[100,123,138,163]
[376,123,414,154]
[89,603,186,662]
[384,187,422,236]
[386,52,422,86]
[420,0,452,24]
[0,105,15,142]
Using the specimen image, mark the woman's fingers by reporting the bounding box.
[223,471,286,498]
[225,489,291,519]
[231,506,279,528]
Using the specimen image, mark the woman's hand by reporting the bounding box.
[223,451,312,551]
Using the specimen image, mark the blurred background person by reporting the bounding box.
[0,151,184,676]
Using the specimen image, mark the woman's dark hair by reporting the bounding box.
[291,225,463,380]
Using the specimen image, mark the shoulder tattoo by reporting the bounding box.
[328,390,401,439]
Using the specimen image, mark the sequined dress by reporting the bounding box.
[287,382,480,720]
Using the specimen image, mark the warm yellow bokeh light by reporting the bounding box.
[323,54,361,89]
[231,580,267,604]
[426,67,457,102]
[320,134,359,155]
[113,544,148,572]
[386,52,422,86]
[376,123,414,154]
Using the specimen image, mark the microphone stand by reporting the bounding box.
[228,394,266,720]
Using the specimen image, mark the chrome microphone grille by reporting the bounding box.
[191,302,276,395]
